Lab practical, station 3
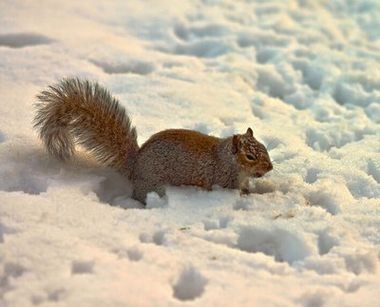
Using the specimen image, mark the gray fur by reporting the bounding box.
[34,79,272,204]
[131,134,233,202]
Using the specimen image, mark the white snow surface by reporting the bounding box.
[1,0,380,306]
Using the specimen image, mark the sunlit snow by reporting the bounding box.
[0,0,379,306]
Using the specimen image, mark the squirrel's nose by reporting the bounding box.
[254,162,273,178]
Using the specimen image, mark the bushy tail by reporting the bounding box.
[34,78,139,176]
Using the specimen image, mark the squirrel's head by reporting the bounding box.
[232,128,273,178]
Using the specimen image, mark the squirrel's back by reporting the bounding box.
[140,129,220,153]
[131,129,237,202]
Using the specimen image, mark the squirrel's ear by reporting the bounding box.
[246,127,253,137]
[232,135,239,154]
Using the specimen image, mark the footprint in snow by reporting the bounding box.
[174,22,229,41]
[139,229,167,246]
[91,59,155,75]
[172,266,207,301]
[0,131,5,143]
[114,247,143,262]
[0,33,53,48]
[71,260,94,274]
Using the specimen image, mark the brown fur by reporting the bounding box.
[34,78,273,204]
[140,129,220,155]
[34,78,138,177]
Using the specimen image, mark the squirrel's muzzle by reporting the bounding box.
[254,161,273,178]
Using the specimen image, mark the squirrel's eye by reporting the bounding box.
[246,154,255,161]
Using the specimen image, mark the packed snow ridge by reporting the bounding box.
[0,0,379,306]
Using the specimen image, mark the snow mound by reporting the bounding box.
[1,0,380,306]
[236,224,315,264]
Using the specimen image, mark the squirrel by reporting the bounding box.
[34,78,273,204]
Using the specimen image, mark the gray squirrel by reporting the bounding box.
[34,78,273,203]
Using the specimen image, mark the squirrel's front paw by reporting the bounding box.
[240,187,250,195]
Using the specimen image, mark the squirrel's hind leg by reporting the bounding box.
[132,180,166,205]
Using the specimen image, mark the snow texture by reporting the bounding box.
[0,0,379,306]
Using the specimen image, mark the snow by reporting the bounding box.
[0,0,380,306]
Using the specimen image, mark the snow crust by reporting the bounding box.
[0,0,379,306]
